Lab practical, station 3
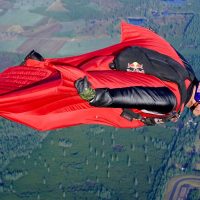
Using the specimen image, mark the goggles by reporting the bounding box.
[190,82,200,111]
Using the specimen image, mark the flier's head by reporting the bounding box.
[189,82,200,116]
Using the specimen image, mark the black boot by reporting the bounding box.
[21,50,44,65]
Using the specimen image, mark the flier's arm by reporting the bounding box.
[75,77,176,114]
[90,87,176,114]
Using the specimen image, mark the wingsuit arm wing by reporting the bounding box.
[89,86,177,114]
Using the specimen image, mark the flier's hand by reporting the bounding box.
[75,76,96,101]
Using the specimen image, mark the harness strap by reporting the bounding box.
[121,109,156,126]
[120,109,142,121]
[121,108,180,126]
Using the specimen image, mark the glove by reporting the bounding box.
[75,76,96,101]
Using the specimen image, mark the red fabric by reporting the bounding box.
[0,22,184,131]
[0,65,58,95]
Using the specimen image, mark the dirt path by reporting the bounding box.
[164,175,200,200]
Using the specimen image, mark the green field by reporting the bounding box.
[0,10,43,26]
[1,125,175,200]
[13,0,54,10]
[0,37,26,53]
[58,37,119,56]
[31,0,103,22]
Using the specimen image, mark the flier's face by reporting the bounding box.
[193,103,200,116]
[190,83,200,116]
[194,82,200,103]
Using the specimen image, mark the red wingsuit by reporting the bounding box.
[0,22,189,131]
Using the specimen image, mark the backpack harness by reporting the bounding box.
[111,46,197,125]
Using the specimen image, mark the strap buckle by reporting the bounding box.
[120,109,142,121]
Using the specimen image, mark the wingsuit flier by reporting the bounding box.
[0,22,199,131]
